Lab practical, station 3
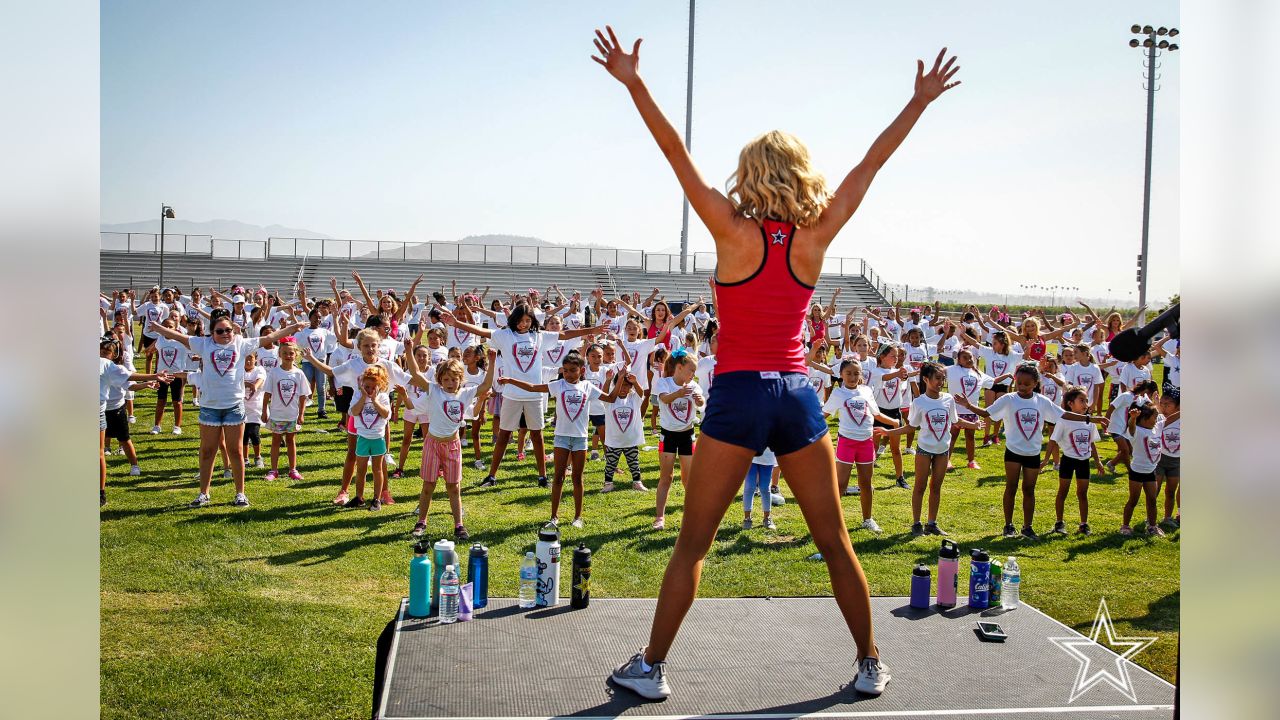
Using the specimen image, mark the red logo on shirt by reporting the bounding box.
[260,353,279,369]
[160,347,178,369]
[993,359,1008,376]
[1069,428,1092,458]
[612,406,634,433]
[560,390,586,423]
[1015,408,1041,440]
[670,397,693,424]
[211,346,237,377]
[809,377,823,391]
[926,408,950,442]
[359,403,380,429]
[442,399,464,424]
[961,375,977,398]
[880,378,899,403]
[454,328,470,345]
[1078,374,1094,390]
[511,341,537,373]
[1161,427,1180,454]
[277,378,298,406]
[308,335,323,354]
[546,344,566,365]
[843,397,869,426]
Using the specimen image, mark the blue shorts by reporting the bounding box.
[699,371,828,456]
[198,403,245,427]
[554,434,588,451]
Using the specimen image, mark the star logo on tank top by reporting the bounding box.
[612,406,634,433]
[771,229,787,245]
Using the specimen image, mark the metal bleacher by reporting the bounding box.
[99,236,889,307]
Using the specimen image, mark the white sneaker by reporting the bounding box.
[770,493,786,506]
[129,465,141,476]
[192,397,200,408]
[571,518,584,529]
[254,457,265,468]
[128,415,136,424]
[590,450,600,461]
[189,492,210,508]
[904,447,916,456]
[861,518,882,533]
[172,426,183,435]
[385,453,397,468]
[474,459,487,470]
[523,440,533,452]
[610,650,671,700]
[233,492,250,507]
[150,425,162,434]
[854,656,891,695]
[641,445,655,452]
[223,469,233,479]
[461,437,470,448]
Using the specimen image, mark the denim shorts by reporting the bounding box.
[699,371,828,456]
[554,434,588,451]
[199,402,245,427]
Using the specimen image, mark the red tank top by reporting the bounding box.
[714,219,814,375]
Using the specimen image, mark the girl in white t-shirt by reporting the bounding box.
[1045,386,1106,536]
[973,331,1022,447]
[349,365,392,511]
[876,362,983,537]
[958,363,1106,539]
[651,350,705,530]
[943,348,999,470]
[822,360,899,533]
[241,352,266,470]
[1068,342,1105,413]
[462,344,491,467]
[866,344,915,488]
[1122,404,1169,536]
[260,338,310,481]
[404,347,496,539]
[500,351,604,528]
[1103,379,1159,474]
[393,344,434,477]
[806,340,835,402]
[1037,354,1067,469]
[151,315,189,434]
[1156,392,1181,529]
[598,367,648,492]
[583,343,614,462]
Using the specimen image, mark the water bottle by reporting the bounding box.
[936,539,959,609]
[439,565,460,624]
[535,522,562,607]
[571,543,592,609]
[910,564,931,609]
[431,539,458,616]
[458,582,474,622]
[518,552,538,608]
[407,540,432,618]
[989,559,1003,609]
[968,548,991,609]
[467,543,489,609]
[1002,556,1021,610]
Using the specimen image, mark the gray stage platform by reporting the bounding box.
[376,597,1174,720]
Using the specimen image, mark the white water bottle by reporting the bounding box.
[518,552,538,608]
[439,565,460,623]
[1002,556,1021,610]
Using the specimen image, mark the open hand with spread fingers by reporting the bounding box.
[591,25,642,87]
[914,48,961,103]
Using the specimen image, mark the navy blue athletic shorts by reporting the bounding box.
[699,371,829,456]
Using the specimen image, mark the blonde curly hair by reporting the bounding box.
[727,130,831,227]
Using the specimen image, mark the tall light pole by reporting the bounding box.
[159,204,175,288]
[678,0,696,274]
[1128,24,1178,310]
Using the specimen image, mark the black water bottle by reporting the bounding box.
[571,543,592,609]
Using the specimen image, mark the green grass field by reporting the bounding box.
[101,371,1178,719]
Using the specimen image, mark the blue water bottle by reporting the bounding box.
[910,564,931,609]
[467,543,489,609]
[408,540,432,618]
[968,548,991,609]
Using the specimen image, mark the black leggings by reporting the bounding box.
[604,445,641,484]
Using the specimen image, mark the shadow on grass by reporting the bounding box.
[1105,590,1180,632]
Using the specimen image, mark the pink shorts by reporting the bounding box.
[420,435,462,486]
[836,435,875,465]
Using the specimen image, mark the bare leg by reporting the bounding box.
[532,430,548,477]
[1020,467,1040,529]
[285,433,297,470]
[909,453,930,523]
[1122,481,1142,527]
[417,480,437,522]
[198,424,220,494]
[570,449,586,519]
[270,433,282,471]
[856,463,875,520]
[487,428,511,479]
[446,482,464,525]
[1001,462,1021,526]
[926,455,947,523]
[1162,475,1179,520]
[655,453,676,522]
[550,447,569,520]
[354,456,369,499]
[340,434,357,493]
[223,425,246,494]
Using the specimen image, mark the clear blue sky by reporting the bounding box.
[102,1,1180,301]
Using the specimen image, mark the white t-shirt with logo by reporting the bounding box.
[1157,416,1180,459]
[986,392,1064,456]
[548,379,604,439]
[1051,419,1100,461]
[604,391,645,448]
[332,355,412,394]
[242,367,266,419]
[1119,363,1152,391]
[350,391,391,439]
[807,366,832,395]
[867,366,904,411]
[944,365,993,408]
[908,393,960,454]
[1129,425,1162,474]
[695,356,717,399]
[154,338,189,374]
[297,327,337,360]
[1107,391,1149,437]
[255,346,281,372]
[1039,376,1063,406]
[542,337,582,368]
[138,301,170,339]
[493,328,561,401]
[445,324,478,352]
[653,376,703,432]
[979,348,1021,381]
[583,364,614,416]
[99,357,132,411]
[822,385,880,442]
[265,366,310,421]
[427,383,481,437]
[1067,363,1104,397]
[619,338,660,390]
[188,336,263,409]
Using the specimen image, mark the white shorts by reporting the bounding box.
[403,410,429,425]
[499,396,547,432]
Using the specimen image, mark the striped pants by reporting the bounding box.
[603,445,641,484]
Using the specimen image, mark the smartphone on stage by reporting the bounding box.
[975,621,1008,641]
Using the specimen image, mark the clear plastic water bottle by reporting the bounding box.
[439,565,460,623]
[1002,556,1021,610]
[518,552,538,608]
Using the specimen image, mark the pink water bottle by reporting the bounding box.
[937,539,960,609]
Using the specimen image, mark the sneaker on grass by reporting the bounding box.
[764,517,777,530]
[844,485,860,496]
[610,650,671,700]
[601,482,615,493]
[129,465,141,476]
[189,493,210,508]
[861,518,882,533]
[149,425,161,434]
[924,521,948,536]
[1020,525,1039,539]
[473,459,487,470]
[910,521,925,536]
[232,493,249,507]
[368,499,382,511]
[895,475,909,489]
[411,521,426,537]
[1002,523,1018,538]
[1052,521,1068,535]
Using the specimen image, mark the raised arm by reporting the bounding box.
[438,309,493,338]
[149,322,193,349]
[351,271,377,314]
[560,320,610,341]
[498,377,549,394]
[592,26,742,240]
[401,337,432,391]
[821,49,960,236]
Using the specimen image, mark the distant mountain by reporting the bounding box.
[100,219,332,243]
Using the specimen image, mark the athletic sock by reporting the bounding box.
[640,658,653,673]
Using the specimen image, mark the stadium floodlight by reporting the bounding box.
[1126,23,1180,310]
[159,204,175,287]
[1131,24,1142,33]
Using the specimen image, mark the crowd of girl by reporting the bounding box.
[100,281,1181,540]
